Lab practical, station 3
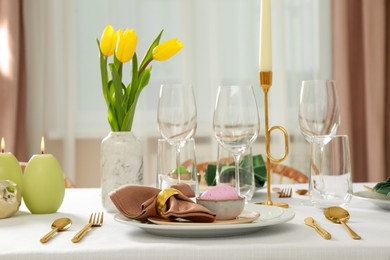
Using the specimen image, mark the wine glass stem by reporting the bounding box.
[176,145,181,183]
[233,153,241,196]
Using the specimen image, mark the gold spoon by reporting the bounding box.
[323,206,361,240]
[40,218,72,243]
[296,189,308,195]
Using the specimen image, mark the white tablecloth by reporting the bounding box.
[1,183,389,260]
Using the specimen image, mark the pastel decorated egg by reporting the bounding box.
[197,185,244,220]
[200,185,240,200]
[0,180,22,218]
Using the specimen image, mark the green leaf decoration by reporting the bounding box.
[204,164,217,186]
[204,154,266,188]
[373,177,390,195]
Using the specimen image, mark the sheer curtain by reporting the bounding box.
[0,0,27,161]
[23,0,331,185]
[332,0,389,182]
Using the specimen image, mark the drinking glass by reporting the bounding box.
[299,80,340,146]
[157,84,197,184]
[213,85,260,200]
[157,138,199,195]
[309,135,353,208]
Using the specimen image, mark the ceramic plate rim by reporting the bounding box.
[353,190,390,210]
[114,203,295,237]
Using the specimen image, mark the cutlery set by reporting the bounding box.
[40,212,104,244]
[271,187,361,240]
[305,206,361,240]
[39,197,362,243]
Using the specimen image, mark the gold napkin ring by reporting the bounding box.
[156,188,182,219]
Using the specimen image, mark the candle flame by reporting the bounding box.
[1,137,4,153]
[40,136,45,154]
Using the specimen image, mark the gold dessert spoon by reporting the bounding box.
[323,206,361,240]
[40,218,72,243]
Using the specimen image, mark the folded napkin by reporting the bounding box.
[373,177,390,196]
[204,154,266,188]
[109,183,216,222]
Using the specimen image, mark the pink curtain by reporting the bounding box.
[332,0,390,182]
[0,0,27,161]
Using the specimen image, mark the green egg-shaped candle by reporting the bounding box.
[23,138,65,214]
[0,138,23,192]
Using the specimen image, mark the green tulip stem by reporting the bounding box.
[138,58,153,76]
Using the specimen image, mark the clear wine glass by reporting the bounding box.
[299,80,341,206]
[213,85,260,199]
[157,84,197,184]
[299,80,340,146]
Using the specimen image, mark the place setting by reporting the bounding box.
[111,183,294,238]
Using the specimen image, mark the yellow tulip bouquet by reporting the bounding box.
[97,24,183,131]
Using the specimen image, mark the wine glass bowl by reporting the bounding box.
[213,85,260,199]
[157,84,197,146]
[299,80,340,145]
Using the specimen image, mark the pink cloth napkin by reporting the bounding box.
[109,184,216,223]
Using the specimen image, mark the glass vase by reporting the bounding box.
[100,131,143,212]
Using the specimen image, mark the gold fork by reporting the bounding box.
[279,187,292,198]
[72,212,104,243]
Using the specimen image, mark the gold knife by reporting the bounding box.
[304,217,332,240]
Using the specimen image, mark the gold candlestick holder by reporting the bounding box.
[259,71,289,208]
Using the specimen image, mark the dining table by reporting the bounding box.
[1,182,389,260]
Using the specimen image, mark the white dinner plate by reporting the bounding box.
[114,203,295,238]
[353,190,390,210]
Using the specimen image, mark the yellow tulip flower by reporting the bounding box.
[98,27,183,131]
[100,24,117,57]
[115,29,138,63]
[152,38,183,61]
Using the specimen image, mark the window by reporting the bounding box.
[24,0,331,185]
